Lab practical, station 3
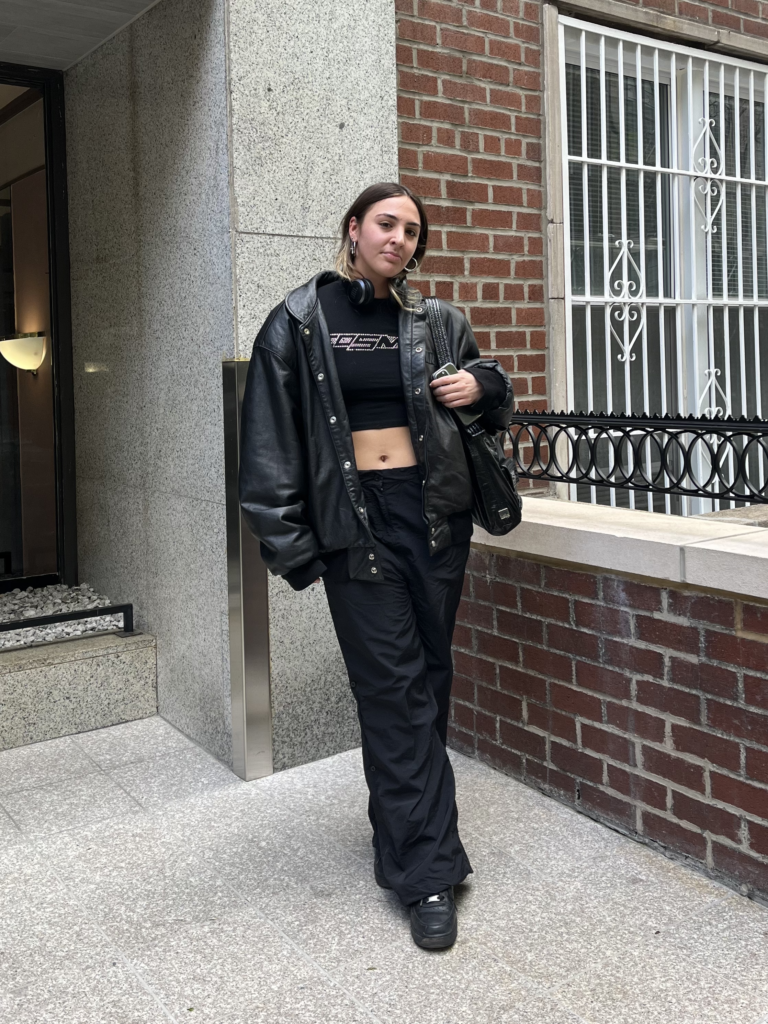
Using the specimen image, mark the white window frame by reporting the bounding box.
[543,7,768,515]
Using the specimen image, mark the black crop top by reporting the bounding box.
[317,278,508,433]
[318,279,407,431]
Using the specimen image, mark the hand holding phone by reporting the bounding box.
[430,363,483,426]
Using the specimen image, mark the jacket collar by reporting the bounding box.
[284,270,424,324]
[284,270,337,324]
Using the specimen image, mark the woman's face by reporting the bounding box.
[348,196,421,282]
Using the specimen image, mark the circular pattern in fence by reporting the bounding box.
[507,415,768,503]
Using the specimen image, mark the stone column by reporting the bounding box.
[66,0,399,771]
[66,0,235,763]
[226,0,399,770]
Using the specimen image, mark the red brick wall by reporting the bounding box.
[395,0,768,421]
[396,0,547,413]
[450,548,768,898]
[397,0,768,895]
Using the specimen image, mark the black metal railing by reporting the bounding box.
[505,413,768,504]
[0,604,135,637]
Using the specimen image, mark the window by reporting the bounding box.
[558,16,768,513]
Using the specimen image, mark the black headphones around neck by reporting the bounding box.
[344,276,376,308]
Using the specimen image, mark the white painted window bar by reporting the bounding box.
[558,15,768,515]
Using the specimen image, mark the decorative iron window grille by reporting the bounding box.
[507,413,768,513]
[557,16,768,514]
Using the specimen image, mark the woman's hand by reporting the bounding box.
[429,369,484,408]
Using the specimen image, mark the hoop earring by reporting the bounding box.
[350,239,357,260]
[404,257,419,273]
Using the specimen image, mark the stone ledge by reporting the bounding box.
[472,498,768,602]
[0,632,157,751]
[0,632,155,673]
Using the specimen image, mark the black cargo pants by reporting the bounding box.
[322,465,473,906]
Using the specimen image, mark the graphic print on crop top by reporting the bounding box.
[330,333,398,353]
[318,279,409,432]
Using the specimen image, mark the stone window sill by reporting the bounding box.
[471,497,768,602]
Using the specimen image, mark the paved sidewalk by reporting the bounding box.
[1,716,767,1023]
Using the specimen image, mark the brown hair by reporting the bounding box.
[334,182,429,307]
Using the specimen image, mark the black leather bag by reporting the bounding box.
[426,298,522,536]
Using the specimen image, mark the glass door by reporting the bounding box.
[0,67,76,590]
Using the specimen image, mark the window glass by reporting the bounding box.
[561,19,768,513]
[0,86,57,584]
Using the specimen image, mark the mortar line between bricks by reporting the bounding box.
[497,732,768,815]
[457,662,768,742]
[461,734,768,904]
[454,698,768,833]
[452,638,768,728]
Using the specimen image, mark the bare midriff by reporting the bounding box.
[352,426,417,470]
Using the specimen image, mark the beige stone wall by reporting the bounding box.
[226,0,400,769]
[65,0,402,771]
[65,0,235,762]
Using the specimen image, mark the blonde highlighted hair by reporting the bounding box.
[334,182,429,308]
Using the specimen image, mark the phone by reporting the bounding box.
[431,363,483,426]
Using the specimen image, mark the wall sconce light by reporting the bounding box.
[0,333,47,374]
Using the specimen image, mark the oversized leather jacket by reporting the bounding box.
[239,271,515,589]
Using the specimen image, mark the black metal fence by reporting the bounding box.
[505,413,768,504]
[0,604,135,637]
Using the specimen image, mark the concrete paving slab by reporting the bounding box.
[2,719,767,1023]
[363,938,540,1024]
[116,904,379,1024]
[556,892,768,1024]
[0,804,22,846]
[72,714,193,770]
[2,954,173,1024]
[0,841,50,888]
[0,844,171,1024]
[39,816,244,952]
[108,744,241,811]
[0,771,141,835]
[255,879,412,974]
[0,734,98,793]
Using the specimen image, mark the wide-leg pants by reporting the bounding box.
[322,465,473,906]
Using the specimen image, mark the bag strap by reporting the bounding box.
[425,297,452,367]
[425,296,486,437]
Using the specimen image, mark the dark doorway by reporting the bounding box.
[0,64,75,592]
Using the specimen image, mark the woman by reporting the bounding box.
[239,182,514,949]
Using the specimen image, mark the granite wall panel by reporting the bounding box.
[65,0,401,773]
[268,575,360,772]
[65,0,235,763]
[234,234,336,360]
[228,0,399,241]
[227,0,400,768]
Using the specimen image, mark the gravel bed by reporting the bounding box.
[0,584,124,651]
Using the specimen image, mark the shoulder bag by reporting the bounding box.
[425,297,523,536]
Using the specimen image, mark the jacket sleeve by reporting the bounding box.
[450,306,515,433]
[239,309,326,587]
[463,365,509,413]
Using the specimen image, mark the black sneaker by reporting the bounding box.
[409,887,457,949]
[374,853,392,890]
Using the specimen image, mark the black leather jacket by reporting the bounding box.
[239,271,515,589]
